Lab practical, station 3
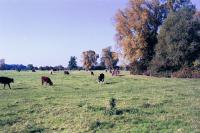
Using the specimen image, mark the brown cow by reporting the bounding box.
[41,76,53,86]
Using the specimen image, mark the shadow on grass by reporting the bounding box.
[86,105,146,116]
[22,122,46,133]
[0,116,21,127]
[117,75,125,77]
[87,106,105,112]
[105,82,118,85]
[13,87,26,90]
[90,120,115,132]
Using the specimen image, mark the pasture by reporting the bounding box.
[0,71,200,132]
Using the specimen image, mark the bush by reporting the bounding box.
[143,70,172,78]
[130,61,147,75]
[172,67,200,78]
[105,98,118,115]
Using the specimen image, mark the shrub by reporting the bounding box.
[105,98,118,115]
[172,67,200,78]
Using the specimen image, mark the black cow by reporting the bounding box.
[0,77,14,89]
[41,76,53,86]
[64,71,70,75]
[98,73,105,83]
[91,71,94,76]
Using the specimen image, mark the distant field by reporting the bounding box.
[0,71,199,132]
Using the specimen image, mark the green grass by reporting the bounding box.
[0,71,200,132]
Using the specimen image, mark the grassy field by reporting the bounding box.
[0,71,200,133]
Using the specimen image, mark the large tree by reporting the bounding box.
[115,0,163,73]
[68,56,78,70]
[115,0,193,74]
[82,50,99,70]
[100,47,119,70]
[152,7,200,72]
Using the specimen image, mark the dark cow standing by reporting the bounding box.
[0,77,14,89]
[64,71,70,75]
[98,73,105,83]
[41,76,53,86]
[91,71,94,76]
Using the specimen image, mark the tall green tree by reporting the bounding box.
[68,56,78,70]
[152,7,200,72]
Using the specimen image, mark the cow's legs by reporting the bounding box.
[8,84,11,89]
[3,84,6,89]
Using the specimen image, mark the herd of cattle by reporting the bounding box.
[0,69,120,89]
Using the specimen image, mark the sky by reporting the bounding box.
[0,0,199,67]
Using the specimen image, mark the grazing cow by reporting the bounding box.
[64,71,70,75]
[41,76,53,86]
[32,69,36,72]
[98,73,105,83]
[91,71,94,76]
[0,77,14,89]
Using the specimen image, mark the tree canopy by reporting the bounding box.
[100,47,119,69]
[115,0,197,74]
[68,56,78,70]
[152,7,200,71]
[82,50,99,70]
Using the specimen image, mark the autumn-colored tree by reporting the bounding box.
[82,50,99,70]
[115,0,162,73]
[100,47,119,70]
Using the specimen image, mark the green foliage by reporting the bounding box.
[116,0,196,74]
[152,7,200,72]
[68,56,78,70]
[109,98,116,110]
[27,64,34,70]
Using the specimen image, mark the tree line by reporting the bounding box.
[115,0,200,76]
[0,46,120,71]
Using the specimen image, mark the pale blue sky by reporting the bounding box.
[0,0,199,66]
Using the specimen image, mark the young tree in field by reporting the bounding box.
[68,56,78,70]
[152,7,200,72]
[100,47,119,70]
[82,50,99,70]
